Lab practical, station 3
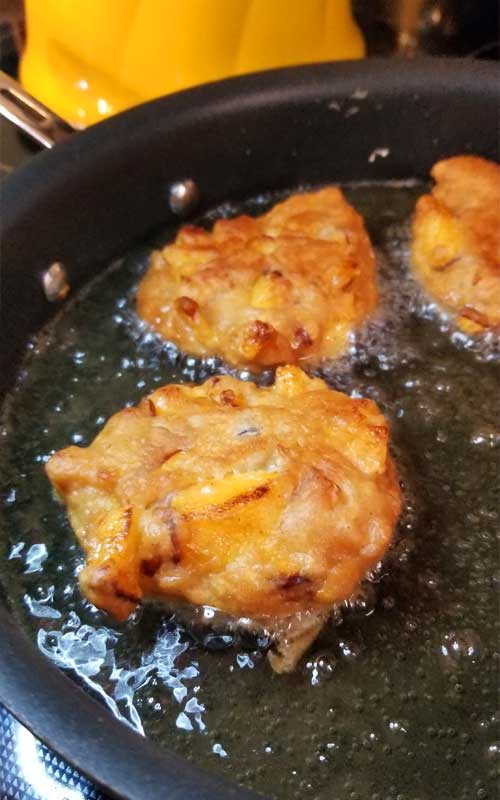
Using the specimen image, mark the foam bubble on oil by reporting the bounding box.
[115,298,275,387]
[322,217,499,400]
[376,221,499,364]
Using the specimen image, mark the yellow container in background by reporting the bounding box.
[21,0,365,127]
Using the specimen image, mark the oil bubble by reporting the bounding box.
[440,630,483,669]
[337,636,364,661]
[304,653,336,685]
[470,426,500,447]
[343,583,377,618]
[4,487,16,504]
[486,744,500,760]
[418,570,440,590]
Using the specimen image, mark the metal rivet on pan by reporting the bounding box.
[42,262,70,303]
[168,179,200,216]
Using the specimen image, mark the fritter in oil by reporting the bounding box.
[412,156,500,333]
[137,188,377,367]
[46,366,401,671]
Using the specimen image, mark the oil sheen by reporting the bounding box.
[0,183,499,800]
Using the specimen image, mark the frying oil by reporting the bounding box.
[0,183,499,799]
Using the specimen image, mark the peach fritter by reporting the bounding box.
[137,187,377,367]
[45,366,401,671]
[412,156,500,333]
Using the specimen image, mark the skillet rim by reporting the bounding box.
[3,56,500,234]
[0,57,499,800]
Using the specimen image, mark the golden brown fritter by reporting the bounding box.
[412,156,500,333]
[137,188,377,367]
[46,367,401,672]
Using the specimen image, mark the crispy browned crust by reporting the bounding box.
[137,188,378,367]
[46,367,402,627]
[411,156,500,333]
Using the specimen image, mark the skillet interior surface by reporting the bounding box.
[0,60,499,800]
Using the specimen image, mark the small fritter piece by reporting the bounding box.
[137,188,377,367]
[411,156,500,333]
[45,366,401,671]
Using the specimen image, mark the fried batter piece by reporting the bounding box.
[137,187,377,367]
[412,156,500,333]
[46,366,401,671]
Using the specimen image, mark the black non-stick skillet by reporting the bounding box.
[0,59,499,800]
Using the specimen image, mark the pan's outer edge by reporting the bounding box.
[0,58,499,800]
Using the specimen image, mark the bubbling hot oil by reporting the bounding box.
[0,183,499,800]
